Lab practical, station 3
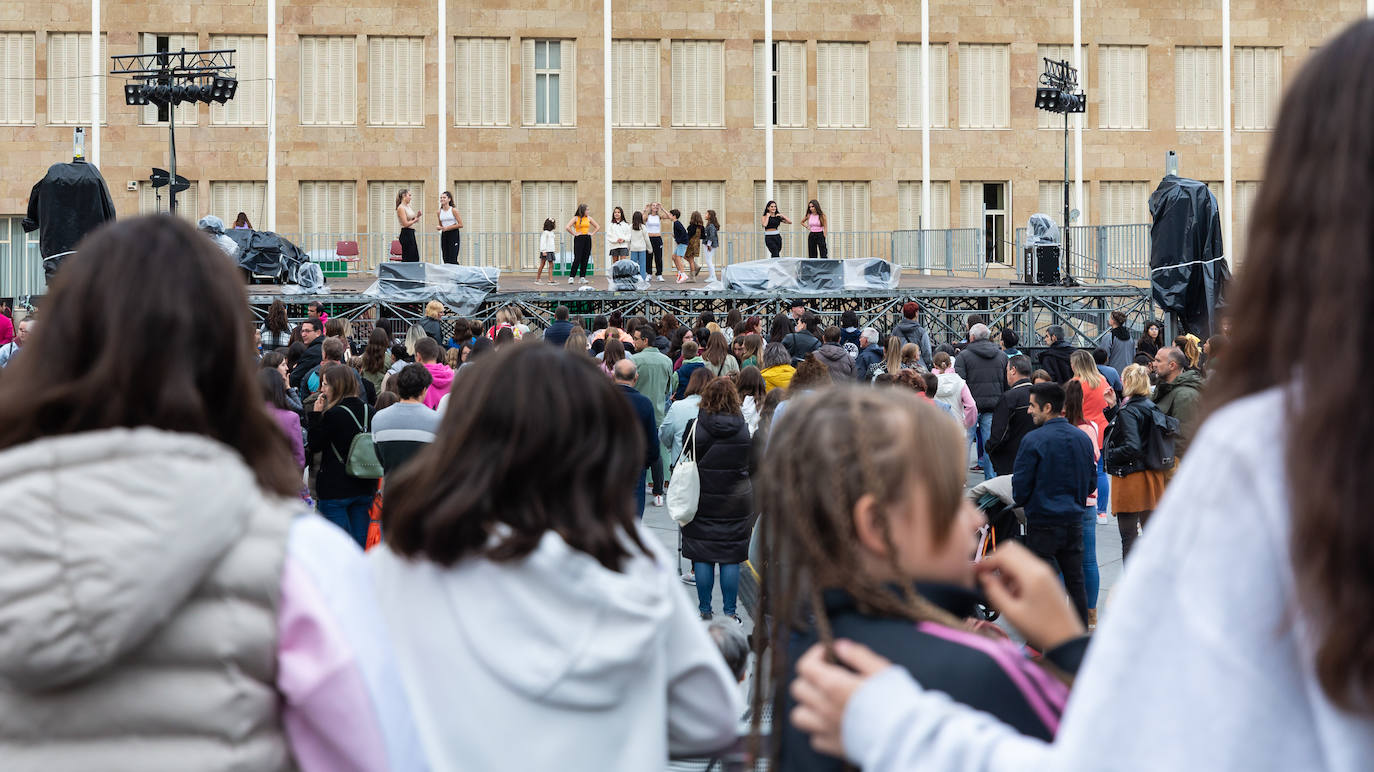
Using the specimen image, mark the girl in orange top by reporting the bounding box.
[563,204,600,285]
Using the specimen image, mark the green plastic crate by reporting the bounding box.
[316,259,349,278]
[552,257,595,278]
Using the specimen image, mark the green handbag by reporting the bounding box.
[332,404,384,479]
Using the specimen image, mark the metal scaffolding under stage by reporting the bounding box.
[248,279,1157,352]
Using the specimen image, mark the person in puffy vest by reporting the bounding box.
[1105,364,1171,561]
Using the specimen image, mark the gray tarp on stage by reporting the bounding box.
[706,258,901,294]
[363,262,500,314]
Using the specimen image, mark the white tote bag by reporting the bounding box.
[667,418,700,527]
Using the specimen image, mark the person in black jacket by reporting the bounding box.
[954,323,1008,480]
[421,300,444,344]
[613,359,661,519]
[1039,325,1077,384]
[543,305,574,347]
[1104,364,1171,561]
[290,319,324,388]
[754,387,1088,772]
[308,364,377,547]
[783,312,823,365]
[682,378,756,621]
[986,354,1036,475]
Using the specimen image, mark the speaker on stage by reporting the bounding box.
[1023,214,1062,285]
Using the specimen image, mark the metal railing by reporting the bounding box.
[1013,223,1152,282]
[891,228,985,275]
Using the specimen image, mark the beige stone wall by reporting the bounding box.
[0,0,1365,256]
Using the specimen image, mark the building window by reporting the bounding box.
[0,33,35,126]
[368,181,425,251]
[210,181,267,230]
[300,36,357,126]
[140,179,199,220]
[299,181,357,234]
[613,181,662,214]
[523,39,575,127]
[1038,180,1087,226]
[669,181,726,222]
[817,42,868,128]
[1175,46,1222,130]
[368,37,424,127]
[1099,181,1150,225]
[897,43,947,129]
[671,40,724,128]
[1233,47,1281,131]
[611,39,659,128]
[48,33,106,126]
[0,217,43,297]
[818,181,871,232]
[753,181,807,230]
[210,35,267,126]
[141,34,199,125]
[452,181,511,234]
[957,44,1010,129]
[1232,180,1261,263]
[522,181,577,233]
[754,41,805,128]
[1097,45,1148,129]
[454,37,510,127]
[897,181,951,230]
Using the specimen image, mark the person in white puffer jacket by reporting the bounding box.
[932,350,977,429]
[0,215,424,772]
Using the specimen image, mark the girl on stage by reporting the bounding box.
[564,204,599,285]
[436,191,463,264]
[805,199,828,259]
[396,189,422,263]
[761,200,791,258]
[643,202,665,282]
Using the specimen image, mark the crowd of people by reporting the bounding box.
[0,21,1370,771]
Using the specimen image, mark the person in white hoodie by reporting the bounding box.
[788,22,1374,772]
[0,215,423,772]
[931,350,977,431]
[369,343,742,772]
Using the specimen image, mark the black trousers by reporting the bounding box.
[765,233,782,258]
[648,235,664,276]
[440,229,460,264]
[399,227,419,262]
[572,234,592,278]
[808,231,828,259]
[1025,517,1089,626]
[1118,509,1153,562]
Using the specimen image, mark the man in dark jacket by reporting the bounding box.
[891,301,933,369]
[854,327,885,380]
[290,319,324,388]
[814,326,856,382]
[543,305,574,347]
[1038,325,1076,384]
[1012,382,1095,625]
[614,359,661,519]
[1152,346,1205,461]
[782,313,822,364]
[955,323,1008,480]
[986,354,1036,476]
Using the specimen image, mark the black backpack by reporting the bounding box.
[1143,408,1181,471]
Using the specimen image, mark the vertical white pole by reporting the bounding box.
[1073,0,1083,225]
[920,0,929,234]
[1222,0,1232,266]
[1369,0,1372,17]
[438,0,447,202]
[90,0,99,167]
[266,0,277,230]
[764,0,773,200]
[604,0,613,276]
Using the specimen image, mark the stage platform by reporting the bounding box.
[247,272,1156,350]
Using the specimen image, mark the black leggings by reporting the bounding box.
[572,234,592,278]
[765,233,782,258]
[440,229,460,264]
[648,235,664,276]
[808,231,828,259]
[1118,510,1152,562]
[399,227,419,262]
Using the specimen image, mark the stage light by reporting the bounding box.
[124,83,149,106]
[211,77,237,103]
[171,84,200,105]
[145,84,172,106]
[1035,87,1060,111]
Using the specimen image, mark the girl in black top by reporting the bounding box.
[308,364,377,547]
[760,200,792,258]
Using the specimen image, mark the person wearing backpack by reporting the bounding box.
[309,364,379,547]
[1104,364,1171,562]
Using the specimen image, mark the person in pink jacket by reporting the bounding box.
[932,351,978,429]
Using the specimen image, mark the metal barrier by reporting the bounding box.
[891,228,985,275]
[1013,223,1151,282]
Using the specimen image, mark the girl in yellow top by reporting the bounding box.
[564,204,600,285]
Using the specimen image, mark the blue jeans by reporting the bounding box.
[1096,453,1110,515]
[694,561,741,616]
[975,411,995,480]
[318,494,373,548]
[1082,504,1099,610]
[634,469,647,519]
[631,250,648,279]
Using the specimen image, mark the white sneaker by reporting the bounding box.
[1096,512,1110,525]
[579,278,589,284]
[567,277,573,284]
[656,275,665,283]
[653,495,663,507]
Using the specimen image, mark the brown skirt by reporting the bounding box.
[1111,468,1167,513]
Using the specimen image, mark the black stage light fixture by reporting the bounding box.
[211,76,237,103]
[145,84,172,106]
[124,83,149,106]
[171,84,200,105]
[1035,87,1060,111]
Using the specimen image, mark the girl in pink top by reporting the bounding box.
[805,199,829,259]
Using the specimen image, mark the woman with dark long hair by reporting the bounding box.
[761,200,791,258]
[260,298,293,350]
[787,21,1374,770]
[564,203,600,285]
[358,326,393,392]
[308,363,377,547]
[436,191,463,264]
[804,199,828,259]
[735,365,767,434]
[701,331,739,378]
[371,345,739,769]
[0,216,419,768]
[1136,319,1164,360]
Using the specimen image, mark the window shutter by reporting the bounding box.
[670,181,725,224]
[958,44,1009,129]
[299,181,357,236]
[522,182,577,234]
[671,40,723,128]
[612,40,658,127]
[368,181,425,246]
[142,34,199,125]
[897,44,916,128]
[1177,46,1221,130]
[900,181,953,230]
[613,181,661,215]
[452,181,511,235]
[930,44,949,127]
[211,36,267,125]
[817,43,870,127]
[1099,181,1149,226]
[368,38,392,125]
[521,39,535,125]
[0,32,35,126]
[818,181,870,233]
[368,37,424,126]
[752,42,767,128]
[301,36,357,126]
[753,181,805,230]
[48,33,106,125]
[140,179,199,220]
[959,182,984,229]
[210,181,267,229]
[558,40,575,126]
[1234,47,1280,130]
[454,37,508,126]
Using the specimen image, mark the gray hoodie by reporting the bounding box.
[892,318,933,369]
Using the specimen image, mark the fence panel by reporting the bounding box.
[1014,223,1150,282]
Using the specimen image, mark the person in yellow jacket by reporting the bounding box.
[760,342,796,392]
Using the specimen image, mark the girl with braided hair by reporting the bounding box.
[755,386,1088,770]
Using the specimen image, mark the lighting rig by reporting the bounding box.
[1033,58,1085,284]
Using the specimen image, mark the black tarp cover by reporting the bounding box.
[225,229,310,282]
[22,161,117,280]
[1148,175,1231,339]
